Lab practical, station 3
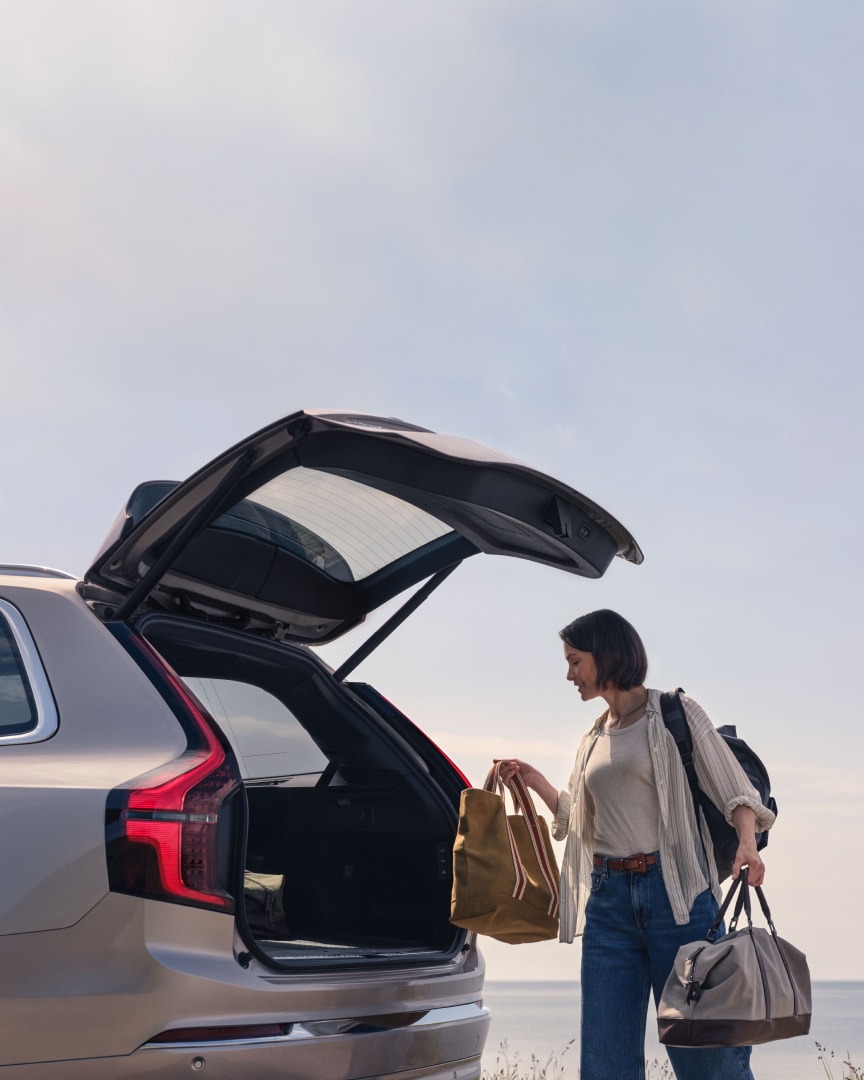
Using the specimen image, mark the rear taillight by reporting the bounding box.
[106,631,242,912]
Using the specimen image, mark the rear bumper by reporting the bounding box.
[0,893,486,1066]
[0,1003,490,1079]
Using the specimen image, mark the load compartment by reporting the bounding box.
[137,614,464,968]
[244,781,455,960]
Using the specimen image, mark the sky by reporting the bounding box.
[1,1,862,981]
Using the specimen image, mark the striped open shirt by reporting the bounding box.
[552,688,776,942]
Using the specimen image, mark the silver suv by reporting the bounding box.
[0,410,641,1079]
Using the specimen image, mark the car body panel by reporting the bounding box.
[0,578,188,933]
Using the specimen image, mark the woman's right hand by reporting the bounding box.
[493,759,559,816]
[494,758,538,786]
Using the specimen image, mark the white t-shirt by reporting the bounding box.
[584,714,661,857]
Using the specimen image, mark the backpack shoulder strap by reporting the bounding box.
[659,688,711,868]
[659,688,699,803]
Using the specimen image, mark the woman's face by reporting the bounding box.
[563,642,603,700]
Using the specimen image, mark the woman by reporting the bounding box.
[497,609,775,1080]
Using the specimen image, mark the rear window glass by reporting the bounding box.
[183,676,328,780]
[0,616,39,736]
[213,467,453,582]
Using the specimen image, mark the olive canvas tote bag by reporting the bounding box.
[450,763,560,944]
[658,869,811,1047]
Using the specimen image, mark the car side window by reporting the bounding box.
[183,676,329,781]
[0,600,58,741]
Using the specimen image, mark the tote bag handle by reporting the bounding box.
[482,763,559,918]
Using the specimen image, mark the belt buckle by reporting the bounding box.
[628,853,647,873]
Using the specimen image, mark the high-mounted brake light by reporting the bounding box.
[106,632,242,911]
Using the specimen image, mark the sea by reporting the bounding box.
[481,981,864,1079]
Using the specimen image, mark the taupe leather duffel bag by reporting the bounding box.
[658,869,811,1047]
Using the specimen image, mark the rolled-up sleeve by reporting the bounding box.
[552,789,572,841]
[552,749,584,842]
[685,695,776,834]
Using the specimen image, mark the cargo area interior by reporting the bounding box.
[139,615,462,967]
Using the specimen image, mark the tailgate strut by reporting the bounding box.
[332,563,460,682]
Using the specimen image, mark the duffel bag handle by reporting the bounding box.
[751,878,778,934]
[707,867,751,941]
[706,867,776,942]
[728,867,754,932]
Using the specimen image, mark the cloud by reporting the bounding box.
[429,731,568,762]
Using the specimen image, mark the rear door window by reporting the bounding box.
[212,468,454,583]
[183,676,328,780]
[0,600,58,740]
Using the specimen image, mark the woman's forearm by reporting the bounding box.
[730,804,765,885]
[529,775,560,817]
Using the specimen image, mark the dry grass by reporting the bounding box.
[481,1040,863,1079]
[481,1040,574,1080]
[480,1042,673,1079]
[817,1041,864,1080]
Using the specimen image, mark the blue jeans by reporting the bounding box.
[580,855,754,1080]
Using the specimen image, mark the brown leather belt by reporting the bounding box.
[593,853,657,873]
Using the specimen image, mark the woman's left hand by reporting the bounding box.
[731,843,765,887]
[730,805,765,886]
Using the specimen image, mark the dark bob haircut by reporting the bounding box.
[559,609,648,691]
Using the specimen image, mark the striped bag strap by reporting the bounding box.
[482,763,559,917]
[508,771,560,918]
[483,763,527,901]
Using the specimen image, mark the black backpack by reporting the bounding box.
[659,689,777,882]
